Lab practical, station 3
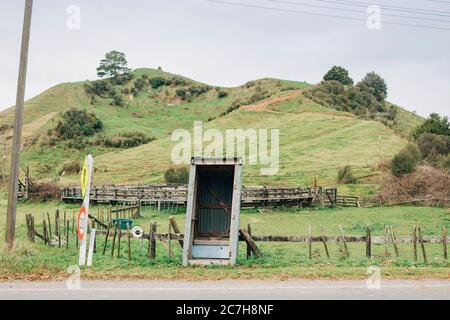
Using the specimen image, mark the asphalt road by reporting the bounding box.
[1,280,450,300]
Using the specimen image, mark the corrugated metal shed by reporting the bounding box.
[183,158,243,266]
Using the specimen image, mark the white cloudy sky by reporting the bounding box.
[0,0,449,117]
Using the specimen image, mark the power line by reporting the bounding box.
[263,0,450,23]
[316,0,450,17]
[205,0,450,30]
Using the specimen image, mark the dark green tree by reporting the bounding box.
[96,51,131,79]
[323,66,354,85]
[413,113,450,140]
[359,72,388,102]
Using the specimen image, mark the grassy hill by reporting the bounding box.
[0,68,422,196]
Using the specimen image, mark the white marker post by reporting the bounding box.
[79,155,94,266]
[87,229,96,267]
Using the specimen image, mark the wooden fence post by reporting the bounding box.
[111,224,118,257]
[169,216,183,248]
[443,226,448,260]
[389,226,399,257]
[320,226,329,259]
[47,212,52,240]
[247,224,252,260]
[384,225,389,257]
[43,218,48,246]
[149,223,157,259]
[168,223,172,259]
[127,222,132,262]
[103,223,111,256]
[308,225,312,259]
[66,220,69,249]
[418,227,428,264]
[117,226,122,259]
[413,226,418,264]
[339,226,349,258]
[366,225,372,259]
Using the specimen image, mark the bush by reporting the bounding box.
[164,167,189,184]
[134,78,147,91]
[413,113,450,140]
[112,94,125,107]
[29,182,61,202]
[323,66,354,85]
[417,133,450,159]
[58,160,81,176]
[381,165,450,205]
[96,132,155,149]
[218,91,228,99]
[172,77,187,86]
[188,86,210,97]
[337,165,357,184]
[149,77,167,89]
[359,72,388,102]
[391,144,421,177]
[56,108,103,141]
[84,80,113,97]
[176,88,187,100]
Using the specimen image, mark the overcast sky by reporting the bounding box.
[0,0,449,117]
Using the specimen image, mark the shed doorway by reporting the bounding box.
[183,158,243,266]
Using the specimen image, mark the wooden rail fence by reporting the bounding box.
[25,210,449,265]
[61,185,346,208]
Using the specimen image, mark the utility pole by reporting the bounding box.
[6,0,33,248]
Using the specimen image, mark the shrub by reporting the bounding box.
[56,108,103,141]
[84,80,113,97]
[417,133,450,159]
[359,72,388,102]
[381,165,450,205]
[218,91,228,99]
[149,77,167,89]
[413,113,450,140]
[29,182,61,202]
[188,86,210,97]
[96,132,155,149]
[323,66,354,85]
[391,144,421,177]
[112,94,125,107]
[134,78,147,91]
[164,167,189,184]
[337,165,357,184]
[176,88,187,100]
[58,160,81,176]
[172,77,187,86]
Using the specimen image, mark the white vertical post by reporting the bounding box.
[79,155,94,266]
[87,229,96,267]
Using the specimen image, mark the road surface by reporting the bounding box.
[1,280,450,300]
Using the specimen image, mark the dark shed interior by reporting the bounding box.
[194,165,236,241]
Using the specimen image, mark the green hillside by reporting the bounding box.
[0,68,422,195]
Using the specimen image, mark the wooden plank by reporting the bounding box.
[239,229,262,257]
[111,224,118,257]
